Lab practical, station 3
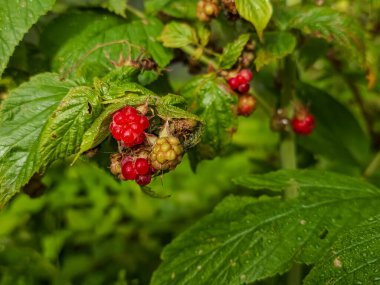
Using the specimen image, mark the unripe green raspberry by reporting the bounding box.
[150,136,183,171]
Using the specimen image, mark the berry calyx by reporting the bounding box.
[150,136,183,171]
[238,94,256,116]
[110,106,150,147]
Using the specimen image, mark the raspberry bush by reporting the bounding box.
[1,0,380,284]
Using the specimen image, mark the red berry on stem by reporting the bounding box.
[237,83,250,94]
[291,114,315,135]
[228,77,239,90]
[122,161,137,180]
[239,69,253,81]
[135,174,152,186]
[135,158,150,175]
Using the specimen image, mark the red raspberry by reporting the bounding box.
[122,106,138,115]
[112,110,128,125]
[135,174,152,186]
[291,114,315,135]
[237,83,250,94]
[239,69,253,81]
[228,77,239,90]
[121,128,136,145]
[236,74,248,85]
[110,106,150,147]
[135,158,150,175]
[110,122,123,140]
[238,94,256,116]
[121,161,137,180]
[139,116,150,130]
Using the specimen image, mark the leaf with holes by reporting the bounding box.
[151,170,380,285]
[39,86,102,165]
[305,215,380,284]
[0,73,77,206]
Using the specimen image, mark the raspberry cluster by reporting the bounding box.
[121,156,155,186]
[109,106,149,147]
[291,113,315,135]
[197,0,220,22]
[226,69,256,117]
[228,69,252,94]
[150,136,183,171]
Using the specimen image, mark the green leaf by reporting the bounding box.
[235,0,273,41]
[287,6,365,64]
[145,0,198,19]
[219,34,250,69]
[305,215,380,284]
[0,0,56,76]
[52,16,173,78]
[156,94,202,121]
[255,32,297,71]
[181,74,238,163]
[152,170,380,285]
[160,22,198,48]
[297,83,371,167]
[0,73,77,206]
[196,24,211,47]
[39,86,102,165]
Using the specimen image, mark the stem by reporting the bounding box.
[125,5,146,20]
[363,150,380,178]
[255,94,273,116]
[279,56,302,285]
[328,56,376,142]
[181,45,218,70]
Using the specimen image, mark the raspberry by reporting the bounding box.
[110,122,123,141]
[109,106,150,147]
[237,83,250,94]
[228,77,239,90]
[150,136,183,171]
[121,161,137,180]
[291,114,315,135]
[112,110,128,125]
[135,174,152,186]
[238,94,256,116]
[135,158,150,175]
[239,69,253,81]
[236,74,248,85]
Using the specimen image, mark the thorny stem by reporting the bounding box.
[180,45,219,70]
[363,149,380,178]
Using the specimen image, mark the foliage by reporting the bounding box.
[1,0,380,284]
